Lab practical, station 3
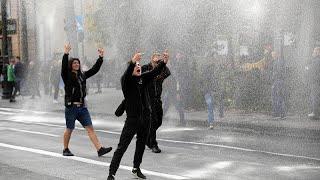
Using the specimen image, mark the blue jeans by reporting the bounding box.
[205,93,214,124]
[65,106,92,129]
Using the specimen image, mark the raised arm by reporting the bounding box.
[141,61,166,83]
[155,66,171,81]
[121,52,142,93]
[84,57,103,79]
[121,61,135,87]
[142,50,169,83]
[61,44,71,83]
[84,48,104,79]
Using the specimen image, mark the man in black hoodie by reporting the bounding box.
[61,44,112,157]
[107,51,169,180]
[142,52,171,153]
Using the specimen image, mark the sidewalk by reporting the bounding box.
[168,109,320,139]
[1,88,319,138]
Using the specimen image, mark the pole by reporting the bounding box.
[20,0,28,64]
[1,0,8,62]
[1,0,9,99]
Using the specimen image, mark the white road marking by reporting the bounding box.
[96,129,121,135]
[276,165,320,171]
[1,109,320,162]
[160,127,198,132]
[156,138,320,162]
[0,142,188,180]
[4,128,59,137]
[0,111,15,115]
[0,107,47,115]
[6,120,122,135]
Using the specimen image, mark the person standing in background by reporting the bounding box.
[142,52,171,153]
[307,47,320,120]
[6,58,16,102]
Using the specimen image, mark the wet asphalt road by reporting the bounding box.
[0,107,319,180]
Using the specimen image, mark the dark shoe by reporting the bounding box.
[97,146,112,157]
[63,148,74,156]
[132,168,146,179]
[151,146,161,153]
[107,175,115,180]
[9,99,16,103]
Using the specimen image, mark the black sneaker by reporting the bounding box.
[151,146,161,153]
[107,175,115,180]
[97,146,112,157]
[132,168,146,179]
[63,148,74,156]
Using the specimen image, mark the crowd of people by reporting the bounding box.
[1,43,319,179]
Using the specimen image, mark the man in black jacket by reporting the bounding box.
[61,44,112,157]
[107,51,169,180]
[142,52,171,153]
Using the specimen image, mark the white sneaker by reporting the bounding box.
[209,124,214,129]
[53,100,59,104]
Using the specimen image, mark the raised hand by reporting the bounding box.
[98,48,104,57]
[131,52,142,63]
[163,49,169,64]
[64,43,71,54]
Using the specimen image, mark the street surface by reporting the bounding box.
[0,107,320,179]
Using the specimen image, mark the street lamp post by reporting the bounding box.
[1,0,9,99]
[20,0,29,64]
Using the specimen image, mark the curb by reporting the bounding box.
[183,118,320,139]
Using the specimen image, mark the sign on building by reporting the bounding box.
[76,15,84,32]
[0,19,17,35]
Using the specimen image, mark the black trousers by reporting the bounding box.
[13,80,21,96]
[7,81,15,100]
[147,100,163,148]
[109,117,150,176]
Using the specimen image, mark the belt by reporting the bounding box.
[72,102,83,107]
